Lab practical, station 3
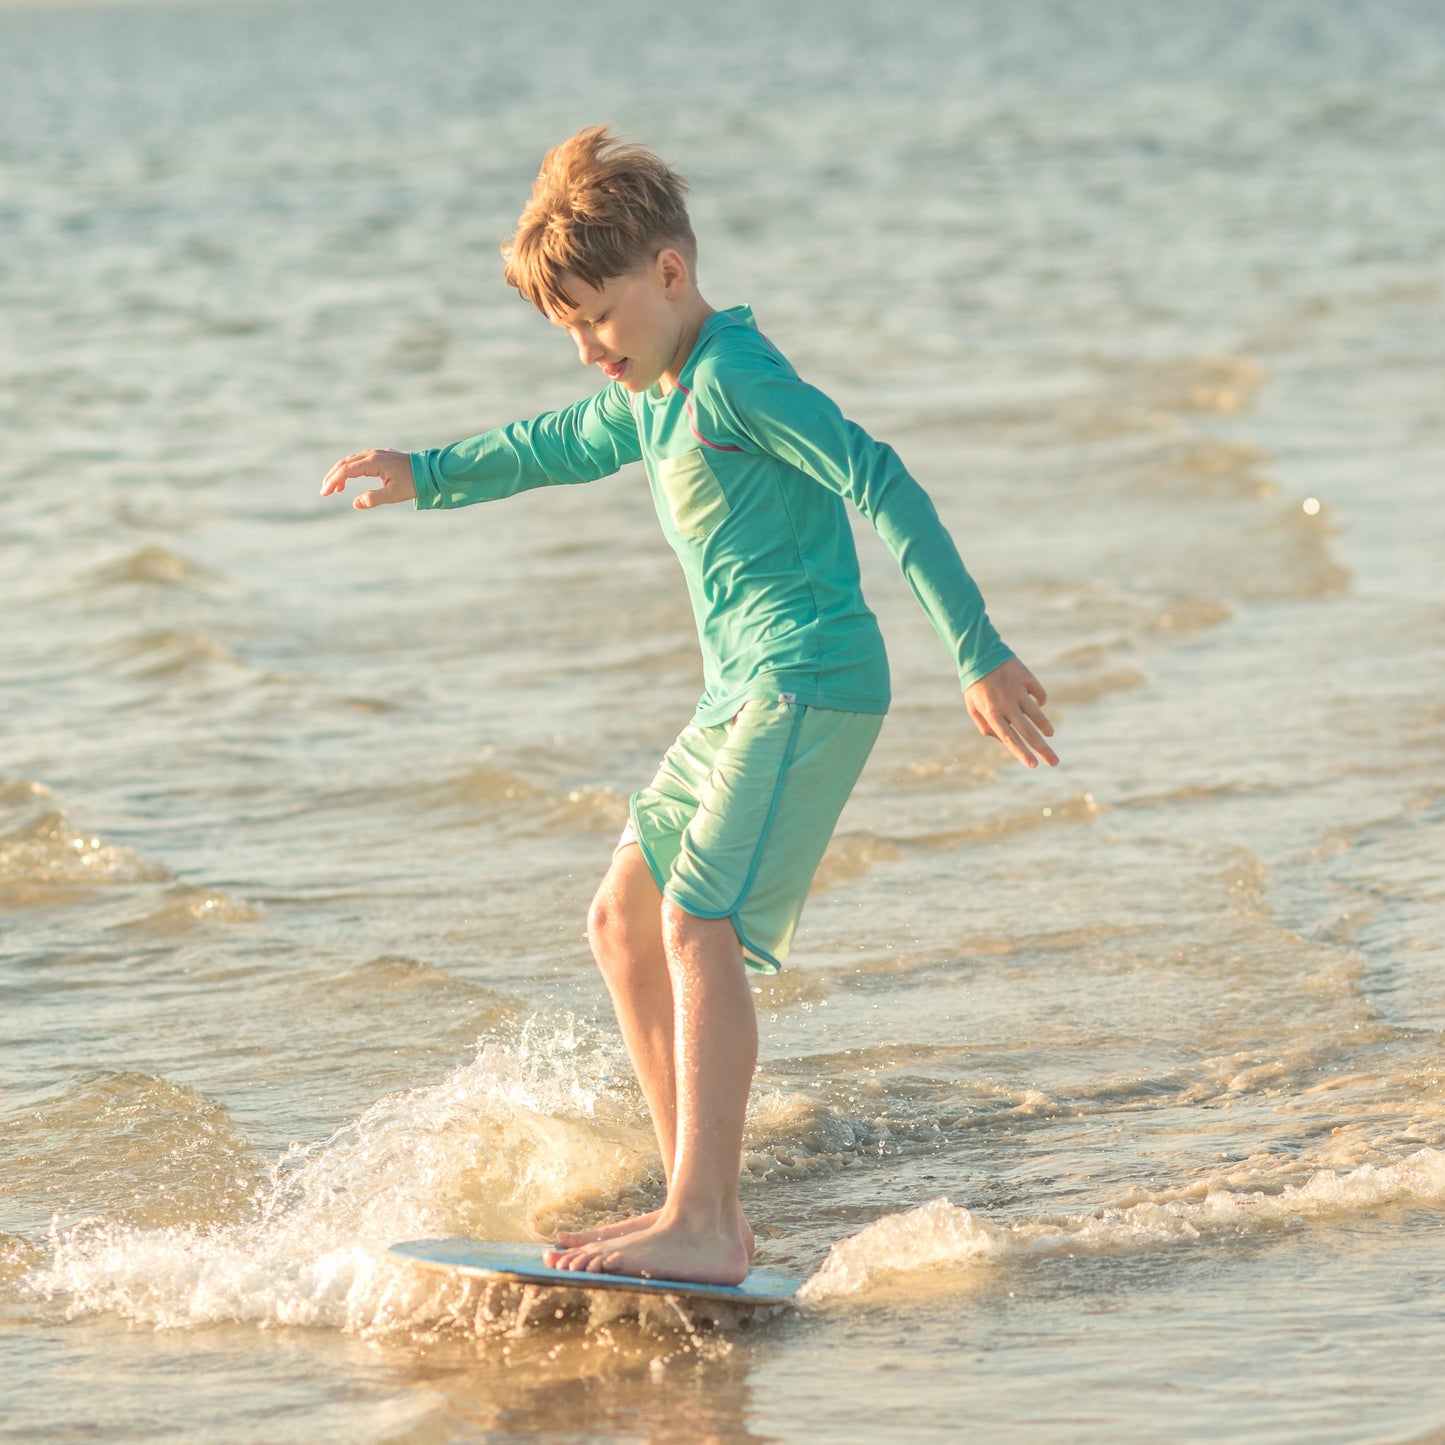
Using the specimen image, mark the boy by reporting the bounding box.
[322,126,1056,1286]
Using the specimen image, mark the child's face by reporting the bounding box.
[547,258,686,394]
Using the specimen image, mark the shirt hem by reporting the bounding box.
[689,683,889,729]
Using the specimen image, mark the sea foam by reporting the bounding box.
[801,1147,1445,1301]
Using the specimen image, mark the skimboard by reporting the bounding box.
[389,1238,800,1307]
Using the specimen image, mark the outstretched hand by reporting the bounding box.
[320,449,417,509]
[964,657,1058,769]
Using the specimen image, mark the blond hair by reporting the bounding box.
[502,125,696,315]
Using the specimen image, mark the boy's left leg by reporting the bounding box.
[550,842,757,1260]
[549,900,756,1286]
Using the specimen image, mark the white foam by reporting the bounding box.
[800,1197,1006,1300]
[801,1147,1445,1301]
[25,1016,649,1334]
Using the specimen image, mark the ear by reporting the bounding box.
[654,247,691,298]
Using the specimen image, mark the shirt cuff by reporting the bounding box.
[410,450,443,510]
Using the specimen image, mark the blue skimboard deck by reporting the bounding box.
[389,1238,801,1306]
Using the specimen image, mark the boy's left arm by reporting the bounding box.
[714,364,1057,768]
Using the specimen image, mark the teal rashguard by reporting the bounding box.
[411,305,1015,727]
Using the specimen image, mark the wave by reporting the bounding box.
[1,1233,42,1286]
[1140,356,1266,416]
[111,883,264,933]
[380,761,630,840]
[23,1015,1440,1338]
[1073,355,1266,438]
[322,954,519,1021]
[86,545,223,592]
[2,1071,263,1235]
[800,1149,1445,1302]
[19,1016,921,1337]
[106,628,249,682]
[22,1018,652,1335]
[812,794,1102,888]
[0,779,170,893]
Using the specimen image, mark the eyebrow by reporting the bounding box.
[551,303,604,328]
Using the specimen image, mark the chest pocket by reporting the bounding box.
[656,449,731,540]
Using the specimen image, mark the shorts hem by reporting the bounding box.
[660,886,784,975]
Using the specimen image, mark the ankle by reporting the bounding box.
[661,1195,743,1239]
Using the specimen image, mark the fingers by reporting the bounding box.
[965,660,1060,769]
[320,451,369,497]
[984,711,1041,769]
[320,449,400,498]
[1006,711,1060,769]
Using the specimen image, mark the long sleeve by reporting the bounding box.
[707,364,1015,691]
[411,382,642,510]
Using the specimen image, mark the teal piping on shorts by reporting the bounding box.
[724,701,807,915]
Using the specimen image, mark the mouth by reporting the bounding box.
[601,359,629,382]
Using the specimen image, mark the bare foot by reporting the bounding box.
[546,1217,750,1287]
[554,1206,756,1260]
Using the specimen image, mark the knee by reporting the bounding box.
[586,887,625,962]
[587,882,653,982]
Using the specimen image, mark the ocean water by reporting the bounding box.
[2,0,1444,1440]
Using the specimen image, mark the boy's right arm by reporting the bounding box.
[322,385,641,513]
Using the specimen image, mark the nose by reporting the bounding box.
[573,328,603,366]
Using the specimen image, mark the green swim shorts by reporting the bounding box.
[620,697,884,973]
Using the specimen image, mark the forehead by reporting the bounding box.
[546,271,639,326]
[546,274,605,326]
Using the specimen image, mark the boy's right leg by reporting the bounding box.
[583,843,679,1191]
[554,842,755,1256]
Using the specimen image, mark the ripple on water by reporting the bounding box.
[323,954,521,1020]
[363,761,631,840]
[106,627,250,682]
[0,1070,263,1236]
[86,544,224,592]
[0,779,170,904]
[810,793,1101,892]
[111,883,264,934]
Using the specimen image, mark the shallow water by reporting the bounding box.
[3,0,1444,1440]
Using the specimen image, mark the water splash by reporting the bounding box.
[801,1148,1445,1301]
[24,1017,652,1335]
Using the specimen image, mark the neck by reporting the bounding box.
[660,294,715,393]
